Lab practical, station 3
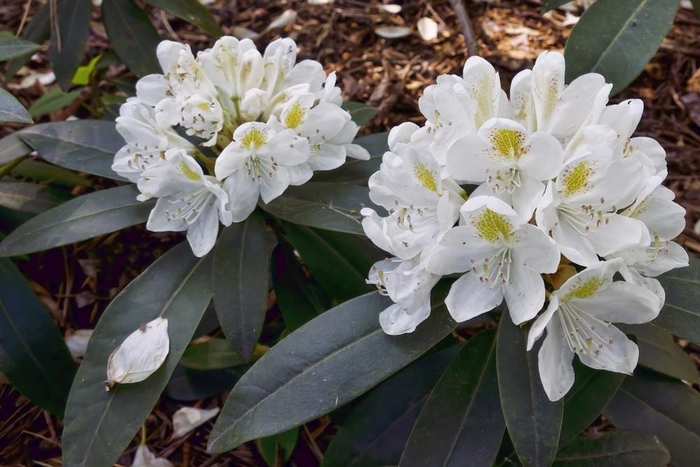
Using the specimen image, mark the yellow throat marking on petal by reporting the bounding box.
[414,163,438,192]
[561,161,592,196]
[197,101,212,111]
[284,102,306,129]
[490,128,526,160]
[179,162,201,181]
[472,208,513,243]
[562,277,603,302]
[241,127,268,150]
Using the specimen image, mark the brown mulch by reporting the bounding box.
[1,0,700,466]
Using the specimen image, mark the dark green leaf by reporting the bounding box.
[166,365,247,401]
[691,0,700,18]
[180,339,247,370]
[102,0,161,77]
[312,133,388,184]
[17,120,126,181]
[497,316,563,467]
[554,431,670,466]
[259,428,299,467]
[0,132,33,166]
[0,185,153,257]
[620,323,699,383]
[284,222,378,303]
[564,0,678,93]
[213,216,271,362]
[0,258,77,416]
[143,0,223,37]
[50,0,92,90]
[5,3,51,79]
[208,292,457,452]
[400,329,503,467]
[654,255,700,344]
[604,371,700,467]
[323,345,461,467]
[261,182,371,235]
[12,159,92,187]
[271,241,330,331]
[0,89,32,124]
[28,88,81,118]
[63,242,213,467]
[0,37,41,61]
[342,101,378,126]
[0,181,70,214]
[541,0,574,13]
[559,362,624,447]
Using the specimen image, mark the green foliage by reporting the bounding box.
[28,88,81,118]
[312,133,388,184]
[213,215,272,361]
[49,0,92,90]
[655,255,700,344]
[0,181,71,214]
[564,0,678,93]
[0,89,32,124]
[541,0,575,13]
[553,431,670,466]
[497,316,563,467]
[180,339,248,371]
[342,101,378,126]
[259,428,299,467]
[0,36,41,61]
[62,242,213,467]
[0,258,77,416]
[143,0,223,37]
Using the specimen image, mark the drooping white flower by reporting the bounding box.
[527,259,660,401]
[139,149,231,257]
[107,317,170,389]
[428,196,560,325]
[361,143,464,260]
[536,126,650,266]
[215,122,311,222]
[446,117,563,221]
[368,257,440,335]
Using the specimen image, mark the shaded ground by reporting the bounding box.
[1,0,700,465]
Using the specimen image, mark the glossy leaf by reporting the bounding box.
[654,255,700,344]
[619,323,699,383]
[271,241,330,331]
[559,362,625,447]
[17,120,126,181]
[12,159,92,187]
[261,182,371,235]
[312,133,388,183]
[143,0,223,37]
[49,0,92,90]
[259,428,299,467]
[208,292,457,452]
[213,216,271,362]
[5,3,50,79]
[28,88,81,118]
[0,89,32,124]
[0,185,153,257]
[102,0,161,77]
[604,372,700,467]
[400,329,503,467]
[63,242,213,467]
[283,222,378,303]
[323,345,461,467]
[564,0,678,93]
[180,339,247,370]
[0,132,32,166]
[497,316,563,467]
[542,0,577,12]
[553,431,670,466]
[0,181,70,214]
[0,37,41,61]
[342,101,379,126]
[166,365,247,401]
[0,258,77,416]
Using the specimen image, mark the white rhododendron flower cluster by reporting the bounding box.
[112,37,369,256]
[362,51,689,401]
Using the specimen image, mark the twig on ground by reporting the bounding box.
[448,0,479,57]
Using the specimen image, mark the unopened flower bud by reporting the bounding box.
[106,317,169,390]
[240,88,269,121]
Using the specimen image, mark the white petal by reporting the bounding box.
[186,197,221,257]
[379,300,431,335]
[132,445,174,467]
[537,316,576,401]
[587,215,648,257]
[504,264,546,324]
[582,281,660,324]
[577,325,638,375]
[527,295,559,350]
[223,171,260,222]
[445,272,504,322]
[171,406,220,438]
[519,131,563,181]
[107,318,170,387]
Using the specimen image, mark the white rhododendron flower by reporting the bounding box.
[527,259,659,401]
[106,317,170,389]
[112,36,369,257]
[362,50,688,400]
